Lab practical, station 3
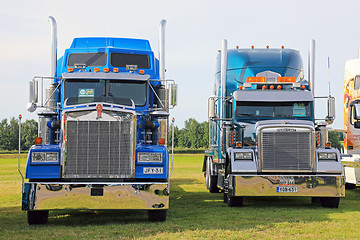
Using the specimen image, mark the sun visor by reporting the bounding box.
[233,90,313,102]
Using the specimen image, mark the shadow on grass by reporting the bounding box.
[1,182,360,238]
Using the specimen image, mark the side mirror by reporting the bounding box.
[354,103,360,120]
[355,75,360,90]
[169,83,178,107]
[27,79,38,112]
[208,97,216,119]
[355,121,360,129]
[325,96,335,124]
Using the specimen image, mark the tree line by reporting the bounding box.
[0,118,38,151]
[0,116,343,152]
[169,118,209,149]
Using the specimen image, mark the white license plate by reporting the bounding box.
[143,167,163,174]
[277,186,298,193]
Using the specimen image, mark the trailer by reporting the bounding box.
[203,40,344,207]
[20,16,177,224]
[342,49,360,188]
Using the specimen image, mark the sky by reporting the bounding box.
[1,0,360,129]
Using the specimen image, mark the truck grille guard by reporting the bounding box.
[62,104,136,179]
[257,122,316,173]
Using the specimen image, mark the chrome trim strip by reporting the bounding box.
[23,182,169,210]
[228,175,345,197]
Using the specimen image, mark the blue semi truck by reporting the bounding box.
[21,17,177,224]
[204,40,345,207]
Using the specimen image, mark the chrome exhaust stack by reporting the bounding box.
[48,16,57,78]
[308,39,315,97]
[220,39,228,120]
[159,20,166,82]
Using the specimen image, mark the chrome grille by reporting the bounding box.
[64,112,134,178]
[261,131,313,172]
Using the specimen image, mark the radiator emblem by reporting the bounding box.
[276,128,296,132]
[96,104,103,119]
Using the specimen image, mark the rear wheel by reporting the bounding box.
[206,158,219,193]
[320,197,340,208]
[148,209,167,222]
[345,183,356,189]
[228,196,243,207]
[27,210,49,225]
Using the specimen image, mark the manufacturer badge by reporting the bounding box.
[96,104,103,118]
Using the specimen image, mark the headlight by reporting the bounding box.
[234,152,253,160]
[318,152,337,161]
[32,152,59,162]
[138,152,163,163]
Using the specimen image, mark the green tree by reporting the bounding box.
[328,131,344,152]
[21,120,38,150]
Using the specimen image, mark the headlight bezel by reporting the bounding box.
[137,152,163,163]
[318,152,338,161]
[32,152,59,163]
[234,152,253,161]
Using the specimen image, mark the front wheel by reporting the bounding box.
[228,196,243,207]
[148,209,167,222]
[205,158,219,193]
[27,210,49,225]
[320,197,340,208]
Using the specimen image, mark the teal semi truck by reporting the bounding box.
[20,17,177,224]
[203,40,344,207]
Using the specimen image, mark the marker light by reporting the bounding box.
[236,142,242,147]
[113,68,119,72]
[68,68,73,72]
[281,46,284,49]
[301,85,306,90]
[270,85,274,90]
[277,77,296,82]
[266,45,269,49]
[94,68,100,72]
[139,70,145,74]
[326,142,332,148]
[236,46,239,49]
[104,68,109,73]
[239,86,243,90]
[35,137,42,145]
[246,77,265,83]
[251,45,254,49]
[262,85,267,90]
[158,138,165,145]
[277,85,282,90]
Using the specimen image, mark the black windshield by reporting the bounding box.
[67,53,107,67]
[236,101,312,118]
[64,79,147,106]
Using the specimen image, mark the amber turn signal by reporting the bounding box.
[35,137,42,145]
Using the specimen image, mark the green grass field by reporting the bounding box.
[1,154,360,239]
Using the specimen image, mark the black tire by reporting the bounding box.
[320,197,340,208]
[223,192,228,203]
[311,197,320,204]
[345,183,357,190]
[148,209,167,222]
[27,210,49,225]
[228,196,243,207]
[205,158,219,193]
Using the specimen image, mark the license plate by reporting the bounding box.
[143,167,163,174]
[277,186,298,193]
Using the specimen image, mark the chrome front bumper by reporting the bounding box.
[228,175,345,197]
[22,182,169,210]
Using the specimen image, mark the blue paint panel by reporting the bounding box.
[70,38,152,51]
[25,144,61,179]
[135,145,169,179]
